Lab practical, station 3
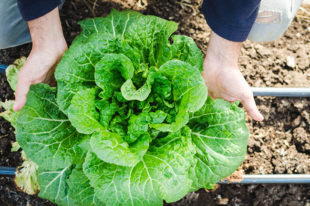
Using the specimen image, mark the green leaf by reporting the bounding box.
[4,10,250,206]
[90,129,151,167]
[169,35,203,72]
[38,166,77,206]
[76,9,142,43]
[5,57,26,91]
[188,98,249,189]
[16,84,83,170]
[83,132,195,206]
[95,53,134,100]
[124,12,178,67]
[95,100,119,128]
[150,60,207,132]
[68,88,102,134]
[0,100,18,129]
[67,166,104,206]
[121,79,152,101]
[125,112,150,143]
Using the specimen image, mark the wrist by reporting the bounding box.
[28,7,67,54]
[205,32,242,69]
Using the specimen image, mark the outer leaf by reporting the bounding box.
[83,132,196,206]
[55,35,114,113]
[124,12,178,67]
[15,157,39,195]
[75,9,142,43]
[38,167,77,206]
[0,100,18,129]
[67,166,104,206]
[16,84,83,170]
[5,57,26,91]
[188,98,249,189]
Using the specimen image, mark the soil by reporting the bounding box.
[0,0,309,205]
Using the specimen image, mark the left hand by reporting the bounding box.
[13,7,67,111]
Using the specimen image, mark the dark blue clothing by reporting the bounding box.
[202,0,261,42]
[17,0,261,42]
[17,0,61,21]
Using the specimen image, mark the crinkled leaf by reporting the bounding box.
[16,84,83,170]
[68,88,102,134]
[38,166,77,206]
[0,100,18,129]
[83,132,195,206]
[95,53,134,100]
[121,79,152,101]
[5,57,26,91]
[90,129,151,166]
[95,100,119,128]
[188,98,249,189]
[67,166,103,206]
[150,60,207,132]
[0,9,250,206]
[15,158,39,195]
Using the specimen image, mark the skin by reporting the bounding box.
[203,32,264,121]
[13,7,263,122]
[13,8,67,111]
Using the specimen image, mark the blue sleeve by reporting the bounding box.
[201,0,261,42]
[17,0,61,21]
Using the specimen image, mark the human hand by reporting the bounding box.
[203,32,263,121]
[13,8,67,111]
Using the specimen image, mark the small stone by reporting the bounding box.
[216,197,229,205]
[296,33,301,38]
[292,116,301,127]
[307,27,310,32]
[286,56,296,68]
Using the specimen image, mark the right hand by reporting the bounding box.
[203,59,264,121]
[203,32,263,121]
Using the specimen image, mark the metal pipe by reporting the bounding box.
[0,166,16,176]
[1,166,309,184]
[219,174,310,184]
[252,87,310,97]
[0,64,7,74]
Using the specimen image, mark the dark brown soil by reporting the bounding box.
[0,0,309,205]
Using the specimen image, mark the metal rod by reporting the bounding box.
[0,166,16,176]
[219,174,310,184]
[252,87,310,97]
[1,166,309,184]
[0,64,7,74]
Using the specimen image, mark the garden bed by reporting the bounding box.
[0,0,309,205]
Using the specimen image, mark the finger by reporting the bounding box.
[241,95,264,121]
[13,75,31,111]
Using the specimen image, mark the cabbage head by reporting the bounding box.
[0,9,249,206]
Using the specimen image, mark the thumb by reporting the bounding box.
[241,94,264,121]
[13,75,31,111]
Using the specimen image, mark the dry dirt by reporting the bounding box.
[0,0,309,205]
